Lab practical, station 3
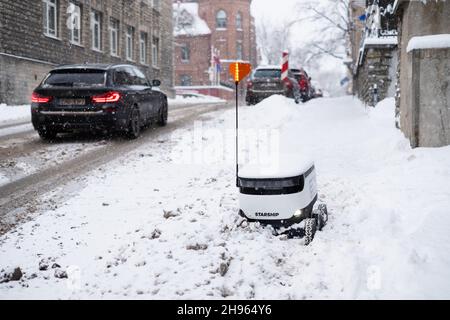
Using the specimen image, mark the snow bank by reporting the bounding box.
[364,36,398,46]
[1,96,450,299]
[239,95,315,178]
[0,104,31,124]
[407,34,450,53]
[168,94,226,107]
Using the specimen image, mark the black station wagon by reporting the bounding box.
[31,64,168,139]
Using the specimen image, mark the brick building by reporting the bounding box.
[0,0,174,105]
[173,0,258,99]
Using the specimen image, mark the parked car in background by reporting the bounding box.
[314,88,324,98]
[31,64,168,140]
[291,68,313,102]
[310,80,324,99]
[245,66,301,105]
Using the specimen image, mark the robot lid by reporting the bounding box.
[238,155,314,180]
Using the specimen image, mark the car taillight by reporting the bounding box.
[300,78,308,90]
[92,91,121,103]
[31,92,52,103]
[284,79,293,89]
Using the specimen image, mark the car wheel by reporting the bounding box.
[126,107,141,139]
[38,128,58,140]
[157,101,168,127]
[294,92,301,104]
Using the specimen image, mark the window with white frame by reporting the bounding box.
[180,75,192,86]
[152,0,160,11]
[216,10,227,29]
[236,12,243,30]
[43,0,58,38]
[126,26,134,61]
[140,32,148,65]
[91,10,102,51]
[68,2,81,44]
[110,18,119,56]
[181,43,190,62]
[152,35,159,67]
[237,41,243,60]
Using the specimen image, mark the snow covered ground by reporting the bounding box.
[169,94,226,107]
[0,104,30,125]
[1,95,449,299]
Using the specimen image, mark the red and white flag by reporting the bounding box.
[281,51,289,80]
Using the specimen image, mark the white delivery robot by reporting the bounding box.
[237,157,327,245]
[230,61,327,245]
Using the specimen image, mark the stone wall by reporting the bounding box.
[0,0,174,104]
[355,46,397,106]
[398,0,450,147]
[406,49,450,147]
[0,55,55,105]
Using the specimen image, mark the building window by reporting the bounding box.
[237,42,243,60]
[152,0,160,11]
[68,2,81,44]
[126,26,134,61]
[181,43,190,62]
[152,36,159,67]
[91,10,102,51]
[236,12,243,30]
[216,10,227,29]
[110,18,119,56]
[43,0,58,38]
[180,75,192,86]
[140,32,148,65]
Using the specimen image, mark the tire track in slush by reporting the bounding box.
[0,103,231,234]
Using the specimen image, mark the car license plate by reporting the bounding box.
[59,98,86,106]
[262,83,276,87]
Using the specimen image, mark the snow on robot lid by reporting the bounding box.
[239,154,314,180]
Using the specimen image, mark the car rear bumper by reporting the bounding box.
[246,90,285,101]
[32,110,128,132]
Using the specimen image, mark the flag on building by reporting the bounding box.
[213,52,222,73]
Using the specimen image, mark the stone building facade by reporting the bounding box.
[173,0,257,99]
[351,0,450,148]
[394,0,450,148]
[0,0,174,105]
[352,0,398,106]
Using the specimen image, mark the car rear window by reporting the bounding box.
[43,70,106,87]
[253,69,281,79]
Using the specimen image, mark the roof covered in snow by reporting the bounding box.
[173,2,211,37]
[364,36,398,47]
[407,34,450,53]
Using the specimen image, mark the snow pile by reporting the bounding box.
[364,37,398,46]
[173,3,211,37]
[1,96,450,299]
[169,94,226,107]
[407,34,450,52]
[0,104,31,125]
[238,95,315,178]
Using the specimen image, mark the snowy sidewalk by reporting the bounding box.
[0,104,31,127]
[0,95,449,299]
